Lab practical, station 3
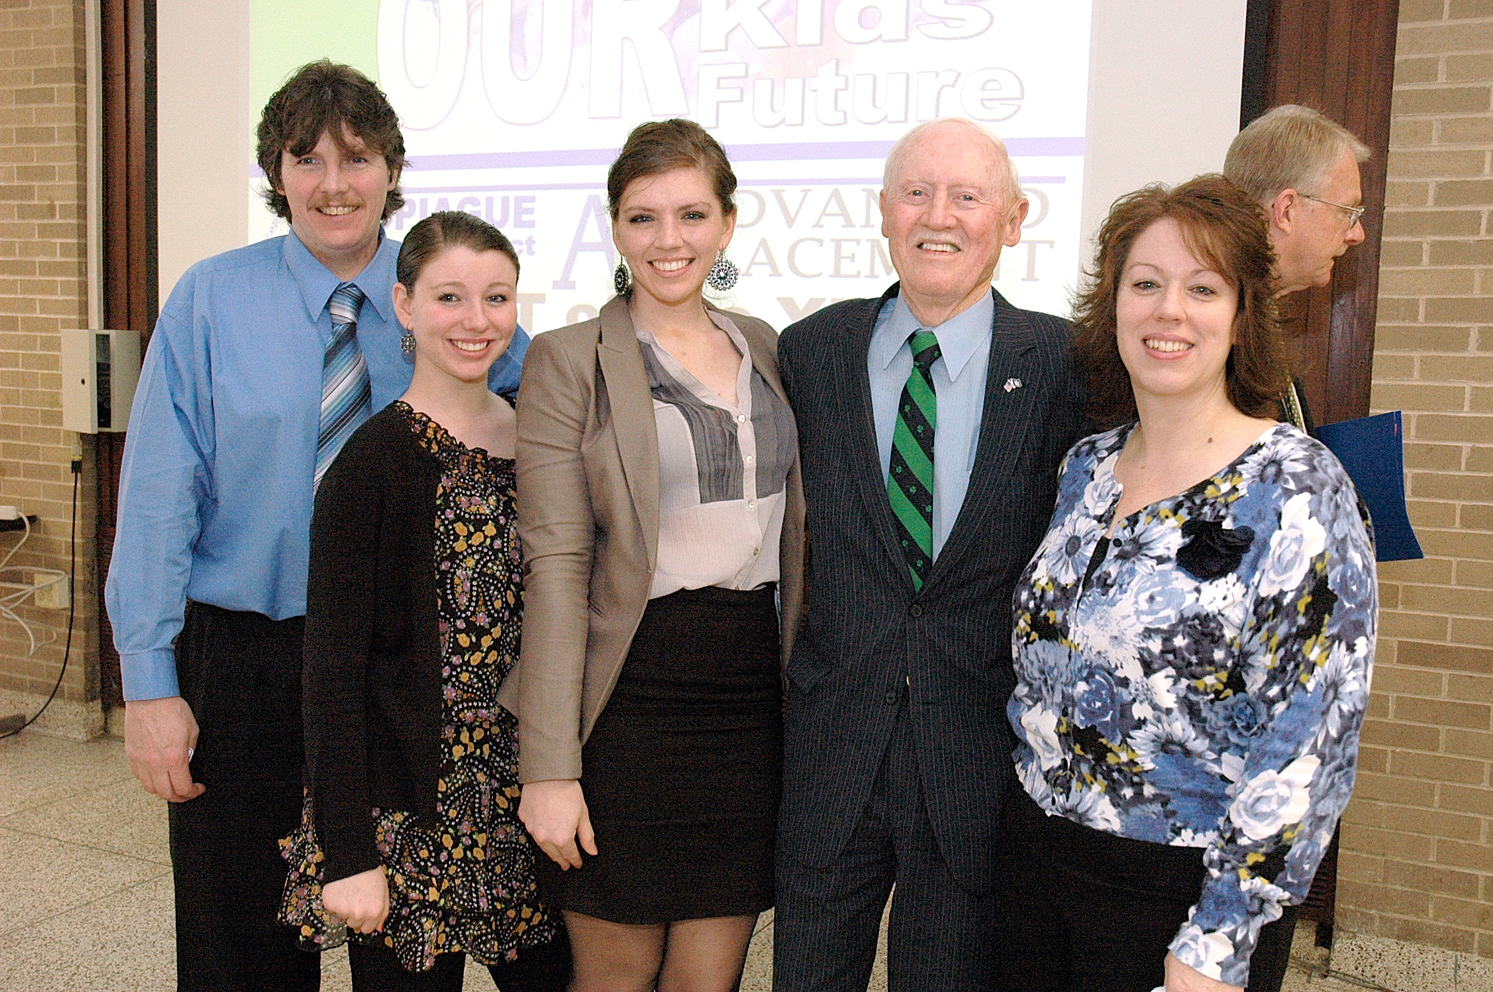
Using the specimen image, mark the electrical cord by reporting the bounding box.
[0,452,81,740]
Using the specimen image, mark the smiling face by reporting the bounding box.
[279,128,397,279]
[880,122,1027,324]
[1115,217,1240,407]
[1272,147,1365,294]
[393,246,518,387]
[612,166,735,308]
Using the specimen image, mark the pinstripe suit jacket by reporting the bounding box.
[776,283,1087,890]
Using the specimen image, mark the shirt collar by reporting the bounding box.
[869,289,994,381]
[635,309,747,350]
[283,226,398,324]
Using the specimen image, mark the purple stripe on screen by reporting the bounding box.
[401,183,605,193]
[400,173,1068,196]
[398,136,1084,172]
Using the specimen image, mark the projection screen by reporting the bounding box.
[158,0,1248,328]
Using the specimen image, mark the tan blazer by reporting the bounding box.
[497,296,806,783]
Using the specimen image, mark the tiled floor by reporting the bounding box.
[1,729,1374,991]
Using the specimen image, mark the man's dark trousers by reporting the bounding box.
[169,603,319,991]
[771,286,1088,992]
[775,693,1001,990]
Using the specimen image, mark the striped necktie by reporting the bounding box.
[888,330,941,592]
[315,281,371,490]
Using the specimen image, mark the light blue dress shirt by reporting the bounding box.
[105,229,530,701]
[868,290,994,560]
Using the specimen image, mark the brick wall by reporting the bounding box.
[0,0,99,732]
[1341,0,1493,959]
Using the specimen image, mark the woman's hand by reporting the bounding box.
[1163,953,1243,992]
[322,867,390,935]
[520,778,597,869]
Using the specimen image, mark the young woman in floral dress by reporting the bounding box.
[280,211,568,991]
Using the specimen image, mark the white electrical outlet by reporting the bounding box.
[34,575,69,610]
[0,506,18,521]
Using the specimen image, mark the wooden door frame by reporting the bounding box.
[97,0,155,708]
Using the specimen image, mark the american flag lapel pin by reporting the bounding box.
[1003,377,1023,392]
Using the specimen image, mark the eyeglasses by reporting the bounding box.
[1299,193,1366,229]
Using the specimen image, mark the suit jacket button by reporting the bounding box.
[884,690,898,705]
[908,603,923,617]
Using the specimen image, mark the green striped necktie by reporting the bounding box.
[888,330,940,591]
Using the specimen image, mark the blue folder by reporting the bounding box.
[1314,411,1424,562]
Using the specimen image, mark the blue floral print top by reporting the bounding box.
[1008,422,1376,986]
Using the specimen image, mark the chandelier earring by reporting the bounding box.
[706,253,739,292]
[613,257,632,296]
[400,329,416,354]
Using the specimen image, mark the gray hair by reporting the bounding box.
[882,117,1024,212]
[1223,104,1370,204]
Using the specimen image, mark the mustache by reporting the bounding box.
[910,232,963,250]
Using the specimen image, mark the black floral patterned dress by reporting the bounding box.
[280,402,556,972]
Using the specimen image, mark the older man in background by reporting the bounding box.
[1226,104,1370,433]
[771,118,1088,992]
[1225,103,1370,298]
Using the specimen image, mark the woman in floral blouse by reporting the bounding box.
[1002,176,1376,992]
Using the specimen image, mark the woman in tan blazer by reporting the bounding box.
[497,119,804,992]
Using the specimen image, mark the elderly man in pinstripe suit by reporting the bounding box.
[772,118,1090,992]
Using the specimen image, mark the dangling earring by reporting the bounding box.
[613,258,631,296]
[400,330,416,354]
[706,253,739,291]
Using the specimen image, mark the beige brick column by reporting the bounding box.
[0,0,101,737]
[1337,0,1493,970]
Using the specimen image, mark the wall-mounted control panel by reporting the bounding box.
[61,329,141,434]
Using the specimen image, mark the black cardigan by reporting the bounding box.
[302,404,451,884]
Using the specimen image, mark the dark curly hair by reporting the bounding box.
[256,60,405,223]
[607,118,737,221]
[1072,174,1287,428]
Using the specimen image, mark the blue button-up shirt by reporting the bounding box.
[868,290,994,560]
[105,229,529,700]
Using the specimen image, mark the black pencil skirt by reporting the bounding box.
[535,584,782,924]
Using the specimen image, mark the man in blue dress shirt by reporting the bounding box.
[772,118,1088,991]
[105,61,525,990]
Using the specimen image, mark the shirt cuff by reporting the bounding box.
[1170,922,1232,979]
[120,649,181,701]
